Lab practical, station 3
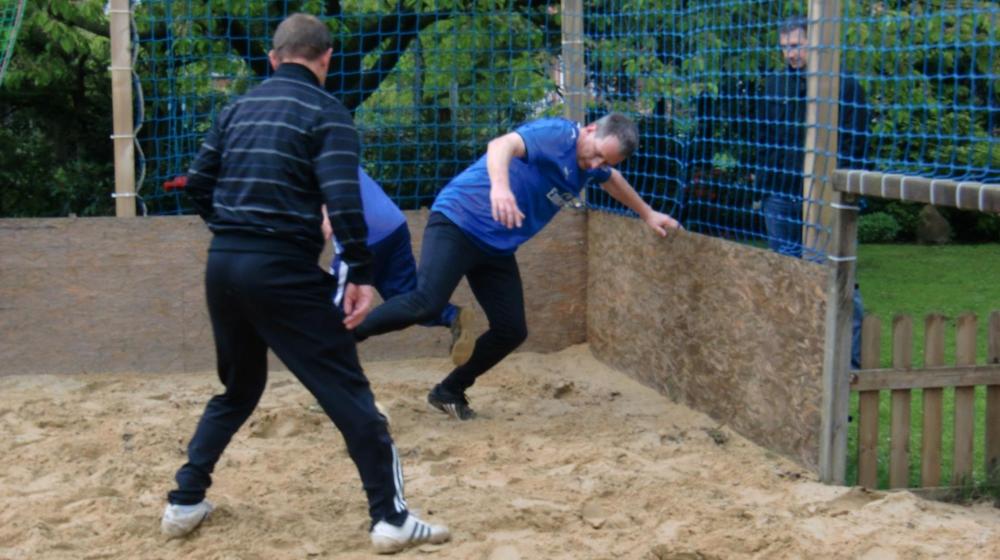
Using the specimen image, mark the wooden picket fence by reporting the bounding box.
[850,311,1000,489]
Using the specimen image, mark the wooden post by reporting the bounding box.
[858,314,881,488]
[921,313,946,487]
[987,311,1000,479]
[889,315,913,488]
[561,0,586,125]
[109,0,136,217]
[953,313,977,485]
[801,1,842,255]
[561,0,585,204]
[819,194,857,484]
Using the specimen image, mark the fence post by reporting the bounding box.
[561,0,586,125]
[953,313,978,484]
[889,315,913,488]
[109,0,136,217]
[561,0,585,205]
[819,194,857,484]
[802,0,842,255]
[921,313,946,487]
[987,311,1000,479]
[858,315,881,488]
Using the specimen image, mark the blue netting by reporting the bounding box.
[135,1,562,214]
[842,4,1000,183]
[134,2,1000,258]
[586,1,1000,258]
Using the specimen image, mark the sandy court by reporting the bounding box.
[1,345,998,559]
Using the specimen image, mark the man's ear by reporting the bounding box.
[317,48,333,73]
[268,50,281,71]
[314,48,333,86]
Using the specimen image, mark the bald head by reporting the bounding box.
[272,13,332,62]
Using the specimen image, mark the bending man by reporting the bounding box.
[355,113,681,420]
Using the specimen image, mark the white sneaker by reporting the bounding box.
[160,500,214,538]
[370,513,450,554]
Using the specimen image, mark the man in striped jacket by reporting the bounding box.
[160,13,449,554]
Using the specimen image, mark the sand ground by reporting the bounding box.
[1,345,998,559]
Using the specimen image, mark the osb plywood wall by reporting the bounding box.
[587,211,827,468]
[0,211,586,376]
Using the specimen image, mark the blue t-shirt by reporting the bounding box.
[431,118,612,254]
[358,168,407,245]
[331,168,406,263]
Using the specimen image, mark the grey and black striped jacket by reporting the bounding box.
[186,63,372,285]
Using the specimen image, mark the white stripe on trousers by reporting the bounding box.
[391,444,408,512]
[332,259,349,308]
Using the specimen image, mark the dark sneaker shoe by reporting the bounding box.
[427,384,476,421]
[449,306,476,367]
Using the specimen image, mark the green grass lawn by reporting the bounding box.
[846,243,1000,489]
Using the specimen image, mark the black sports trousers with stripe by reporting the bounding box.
[167,235,409,527]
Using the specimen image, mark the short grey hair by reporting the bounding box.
[592,113,639,158]
[272,13,332,61]
[779,15,808,36]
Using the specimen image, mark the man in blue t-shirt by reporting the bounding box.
[325,168,475,366]
[355,113,681,420]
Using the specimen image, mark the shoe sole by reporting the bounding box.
[450,308,475,366]
[373,532,450,554]
[371,519,451,554]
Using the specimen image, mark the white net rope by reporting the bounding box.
[0,0,26,87]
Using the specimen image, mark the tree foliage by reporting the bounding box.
[0,0,114,217]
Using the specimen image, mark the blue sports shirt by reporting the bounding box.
[431,118,612,253]
[331,169,406,264]
[358,168,407,245]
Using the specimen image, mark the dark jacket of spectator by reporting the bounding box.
[756,68,870,198]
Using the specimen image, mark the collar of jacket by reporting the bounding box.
[273,62,322,87]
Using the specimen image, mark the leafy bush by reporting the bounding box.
[863,199,923,241]
[0,110,114,217]
[938,207,1000,243]
[858,212,902,243]
[862,198,1000,243]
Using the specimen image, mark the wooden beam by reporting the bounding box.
[801,1,842,255]
[833,170,1000,213]
[110,0,136,217]
[851,365,1000,391]
[819,193,857,484]
[560,0,586,125]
